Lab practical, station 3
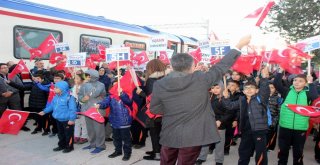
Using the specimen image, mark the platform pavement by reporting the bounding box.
[0,121,318,165]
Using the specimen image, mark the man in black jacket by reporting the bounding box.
[0,63,24,117]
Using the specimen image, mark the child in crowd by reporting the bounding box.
[223,67,270,165]
[78,69,106,154]
[96,87,133,161]
[39,81,77,153]
[72,73,88,144]
[274,68,318,165]
[196,82,234,165]
[266,81,282,151]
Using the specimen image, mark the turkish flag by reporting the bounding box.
[29,48,43,61]
[245,6,264,18]
[159,51,170,64]
[97,44,106,56]
[38,33,57,56]
[49,53,65,64]
[0,109,29,135]
[132,51,149,65]
[77,107,105,123]
[251,55,262,71]
[54,61,66,71]
[256,1,276,26]
[287,104,320,117]
[109,69,140,99]
[287,43,311,59]
[210,56,221,65]
[130,49,136,59]
[90,54,104,62]
[231,55,254,75]
[189,47,202,64]
[108,60,133,70]
[85,57,96,69]
[47,83,55,104]
[312,97,320,107]
[8,60,29,79]
[279,62,303,74]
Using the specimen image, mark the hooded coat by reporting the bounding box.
[78,69,106,112]
[150,49,241,148]
[43,81,77,122]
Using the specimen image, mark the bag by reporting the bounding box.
[256,96,272,126]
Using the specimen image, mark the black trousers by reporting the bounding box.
[225,124,235,152]
[113,127,132,155]
[278,126,306,165]
[0,93,21,118]
[131,120,147,146]
[267,125,278,150]
[49,112,58,133]
[238,130,268,165]
[56,120,74,149]
[150,118,162,153]
[314,130,320,161]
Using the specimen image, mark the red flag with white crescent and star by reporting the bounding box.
[287,104,320,117]
[158,51,170,64]
[8,60,29,79]
[77,107,105,123]
[49,53,65,64]
[38,33,58,56]
[0,109,29,135]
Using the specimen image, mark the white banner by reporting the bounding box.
[66,52,86,67]
[149,36,167,51]
[55,42,70,53]
[105,47,130,62]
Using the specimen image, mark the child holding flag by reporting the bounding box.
[39,81,77,153]
[95,86,133,161]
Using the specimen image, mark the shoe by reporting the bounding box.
[82,145,93,150]
[224,151,229,155]
[31,129,40,134]
[143,153,160,161]
[195,159,206,165]
[209,149,214,154]
[145,151,154,155]
[49,133,57,138]
[231,141,237,146]
[316,159,320,164]
[105,138,113,142]
[21,126,30,132]
[216,163,223,165]
[53,146,64,152]
[62,148,74,153]
[133,144,145,149]
[74,137,80,144]
[122,154,131,161]
[90,147,105,154]
[108,152,122,158]
[78,138,88,144]
[42,131,49,136]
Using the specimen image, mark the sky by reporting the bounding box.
[26,0,270,43]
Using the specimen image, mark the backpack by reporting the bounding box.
[256,96,272,126]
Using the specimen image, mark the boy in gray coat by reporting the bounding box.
[78,69,106,154]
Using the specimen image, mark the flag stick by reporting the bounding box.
[307,53,311,76]
[318,66,320,84]
[223,75,227,90]
[117,57,120,96]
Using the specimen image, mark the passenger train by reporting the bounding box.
[0,0,198,68]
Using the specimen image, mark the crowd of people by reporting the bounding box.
[1,35,320,165]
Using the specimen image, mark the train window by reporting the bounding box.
[124,40,146,52]
[80,34,111,55]
[14,26,62,60]
[169,42,177,55]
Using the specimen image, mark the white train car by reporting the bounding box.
[0,0,198,68]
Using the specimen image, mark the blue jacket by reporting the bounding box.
[98,93,133,128]
[43,81,77,122]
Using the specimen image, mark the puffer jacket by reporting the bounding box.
[28,80,50,109]
[78,69,106,112]
[223,78,270,133]
[98,92,133,128]
[43,81,77,122]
